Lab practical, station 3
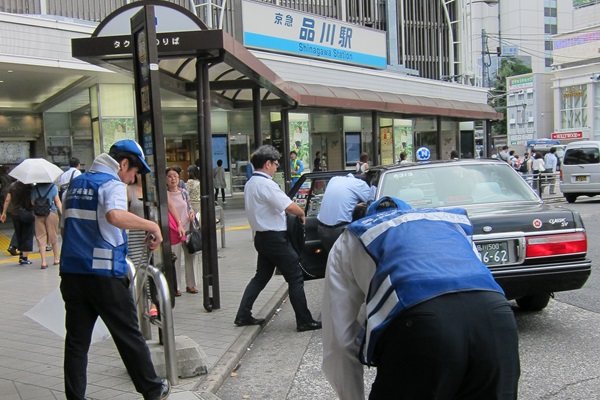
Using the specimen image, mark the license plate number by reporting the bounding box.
[476,242,510,265]
[576,176,588,182]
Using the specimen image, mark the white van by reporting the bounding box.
[560,140,600,203]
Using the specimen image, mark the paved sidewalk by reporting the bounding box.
[0,196,291,400]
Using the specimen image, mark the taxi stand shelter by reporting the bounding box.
[71,0,302,311]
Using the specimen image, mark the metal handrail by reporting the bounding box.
[520,172,562,200]
[127,258,179,386]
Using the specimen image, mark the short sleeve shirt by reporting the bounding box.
[244,172,292,232]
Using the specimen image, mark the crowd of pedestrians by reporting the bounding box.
[496,145,560,195]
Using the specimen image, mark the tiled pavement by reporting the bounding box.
[0,196,290,400]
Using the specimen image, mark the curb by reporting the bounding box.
[191,283,290,396]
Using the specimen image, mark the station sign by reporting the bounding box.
[241,0,387,69]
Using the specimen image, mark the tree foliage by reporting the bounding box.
[490,57,533,136]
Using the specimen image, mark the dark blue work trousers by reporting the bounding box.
[236,230,313,325]
[370,290,520,400]
[60,273,163,400]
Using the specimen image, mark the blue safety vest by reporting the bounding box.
[60,172,129,277]
[347,200,503,365]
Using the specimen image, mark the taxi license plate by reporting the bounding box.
[476,242,510,265]
[576,176,588,182]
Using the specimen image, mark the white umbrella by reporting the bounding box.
[9,158,64,184]
[24,287,111,344]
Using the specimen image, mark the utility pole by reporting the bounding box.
[481,29,487,87]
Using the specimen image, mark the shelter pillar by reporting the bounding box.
[252,87,262,148]
[196,59,220,311]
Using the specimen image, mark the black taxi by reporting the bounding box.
[288,159,591,311]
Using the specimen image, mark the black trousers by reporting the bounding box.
[236,231,313,325]
[60,274,163,400]
[317,222,349,252]
[12,213,34,252]
[215,187,225,202]
[370,291,520,400]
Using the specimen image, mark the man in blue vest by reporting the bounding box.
[322,197,520,400]
[60,140,170,400]
[290,150,304,186]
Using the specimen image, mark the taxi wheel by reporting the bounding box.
[516,293,551,311]
[565,194,577,203]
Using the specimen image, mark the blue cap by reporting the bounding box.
[110,139,151,174]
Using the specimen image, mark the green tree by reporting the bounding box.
[489,57,533,136]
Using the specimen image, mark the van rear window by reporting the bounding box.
[563,148,600,165]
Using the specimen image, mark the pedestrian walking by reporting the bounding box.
[356,152,369,173]
[213,159,227,203]
[532,153,546,193]
[187,165,201,213]
[543,147,559,195]
[57,157,82,200]
[166,167,198,296]
[322,196,520,400]
[235,145,321,332]
[290,150,304,186]
[59,139,170,400]
[313,151,322,171]
[0,181,35,264]
[31,182,61,269]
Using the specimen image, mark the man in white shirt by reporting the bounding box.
[322,197,520,399]
[234,145,322,332]
[543,147,559,194]
[57,157,82,198]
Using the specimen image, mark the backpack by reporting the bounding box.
[33,185,52,216]
[59,170,76,200]
[519,162,528,173]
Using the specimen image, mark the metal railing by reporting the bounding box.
[127,258,179,386]
[521,172,563,201]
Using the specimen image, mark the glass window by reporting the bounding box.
[561,85,588,130]
[545,40,553,51]
[563,148,600,165]
[545,57,554,68]
[378,163,539,208]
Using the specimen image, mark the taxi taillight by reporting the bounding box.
[526,232,587,258]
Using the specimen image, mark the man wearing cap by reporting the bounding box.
[59,140,170,400]
[322,197,520,400]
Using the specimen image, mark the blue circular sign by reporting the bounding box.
[416,147,431,161]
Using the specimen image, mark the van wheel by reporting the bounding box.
[565,194,577,203]
[516,293,551,311]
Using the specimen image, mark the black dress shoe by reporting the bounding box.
[297,320,322,332]
[234,316,266,327]
[158,378,171,400]
[7,246,17,256]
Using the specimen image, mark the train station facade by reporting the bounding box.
[0,1,501,191]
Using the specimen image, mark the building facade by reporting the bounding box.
[0,0,501,188]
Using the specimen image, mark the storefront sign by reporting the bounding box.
[507,74,533,91]
[552,131,584,140]
[242,0,387,69]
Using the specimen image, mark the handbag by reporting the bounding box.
[19,208,35,224]
[186,218,202,254]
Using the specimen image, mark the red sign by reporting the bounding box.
[551,131,583,140]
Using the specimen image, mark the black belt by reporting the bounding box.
[318,221,349,229]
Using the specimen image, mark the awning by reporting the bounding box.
[71,1,501,121]
[286,82,503,120]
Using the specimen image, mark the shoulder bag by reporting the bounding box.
[186,217,202,254]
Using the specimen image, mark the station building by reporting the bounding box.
[0,0,501,191]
